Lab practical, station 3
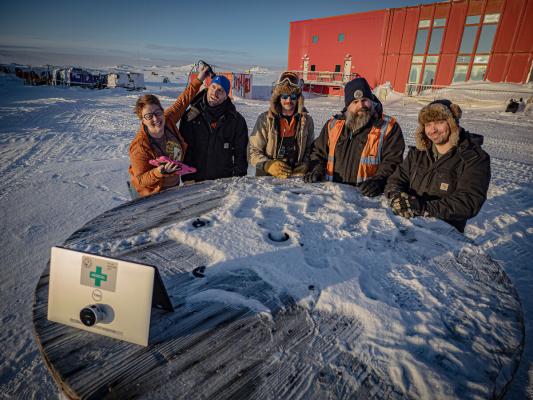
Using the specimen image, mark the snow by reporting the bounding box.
[109,63,282,85]
[0,73,532,399]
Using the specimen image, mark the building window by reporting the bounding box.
[473,55,489,64]
[422,56,439,85]
[409,17,446,85]
[453,65,469,82]
[484,13,500,23]
[428,28,444,54]
[414,29,429,54]
[310,65,316,71]
[476,24,497,53]
[459,26,478,54]
[470,65,487,81]
[454,13,500,82]
[409,64,422,83]
[433,18,446,27]
[312,35,318,44]
[338,33,345,42]
[466,15,481,24]
[422,65,437,85]
[335,65,341,72]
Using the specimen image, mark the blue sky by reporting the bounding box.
[0,0,441,69]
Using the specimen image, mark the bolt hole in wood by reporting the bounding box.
[192,218,210,228]
[267,231,289,242]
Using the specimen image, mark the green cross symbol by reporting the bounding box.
[89,266,108,287]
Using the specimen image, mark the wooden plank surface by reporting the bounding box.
[32,178,524,399]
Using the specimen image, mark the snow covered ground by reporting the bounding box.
[0,73,531,398]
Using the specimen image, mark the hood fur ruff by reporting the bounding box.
[415,101,462,151]
[269,80,304,118]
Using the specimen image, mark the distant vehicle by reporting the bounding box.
[15,67,51,86]
[93,72,108,89]
[50,68,98,88]
[107,72,145,90]
[65,68,98,87]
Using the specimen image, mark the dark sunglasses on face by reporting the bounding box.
[280,93,299,101]
[142,110,164,120]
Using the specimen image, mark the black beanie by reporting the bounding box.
[344,77,373,107]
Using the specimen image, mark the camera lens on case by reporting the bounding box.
[80,304,106,327]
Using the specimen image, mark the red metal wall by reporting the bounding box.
[288,10,388,87]
[288,0,533,92]
[488,0,533,82]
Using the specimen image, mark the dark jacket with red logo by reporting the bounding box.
[180,89,248,182]
[384,129,490,232]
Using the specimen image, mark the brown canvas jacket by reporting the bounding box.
[249,110,314,175]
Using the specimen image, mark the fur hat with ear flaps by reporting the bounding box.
[415,99,463,151]
[269,71,304,117]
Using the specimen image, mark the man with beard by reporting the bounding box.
[304,77,405,197]
[180,75,248,183]
[384,99,490,232]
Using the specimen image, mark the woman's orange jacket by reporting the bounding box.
[128,78,202,197]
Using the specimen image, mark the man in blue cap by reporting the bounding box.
[304,77,405,197]
[180,74,248,182]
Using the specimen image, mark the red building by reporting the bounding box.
[288,0,533,95]
[189,72,252,99]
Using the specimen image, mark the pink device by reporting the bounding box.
[148,156,197,175]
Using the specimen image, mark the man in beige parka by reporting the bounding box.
[248,71,314,178]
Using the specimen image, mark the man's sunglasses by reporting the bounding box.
[280,93,299,101]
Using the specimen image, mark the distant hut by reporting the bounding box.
[107,71,145,90]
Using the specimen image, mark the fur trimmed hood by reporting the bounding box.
[415,99,462,151]
[269,72,305,118]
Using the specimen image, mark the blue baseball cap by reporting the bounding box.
[211,75,230,96]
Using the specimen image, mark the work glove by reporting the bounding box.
[303,166,324,183]
[359,178,385,197]
[390,192,426,219]
[264,160,291,179]
[292,163,308,176]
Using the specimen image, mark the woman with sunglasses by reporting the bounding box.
[128,64,209,197]
[249,71,314,179]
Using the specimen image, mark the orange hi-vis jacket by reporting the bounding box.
[326,115,397,184]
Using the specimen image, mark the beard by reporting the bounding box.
[345,108,372,132]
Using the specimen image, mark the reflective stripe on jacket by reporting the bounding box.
[326,115,396,183]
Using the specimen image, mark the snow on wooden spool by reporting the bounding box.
[33,178,524,399]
